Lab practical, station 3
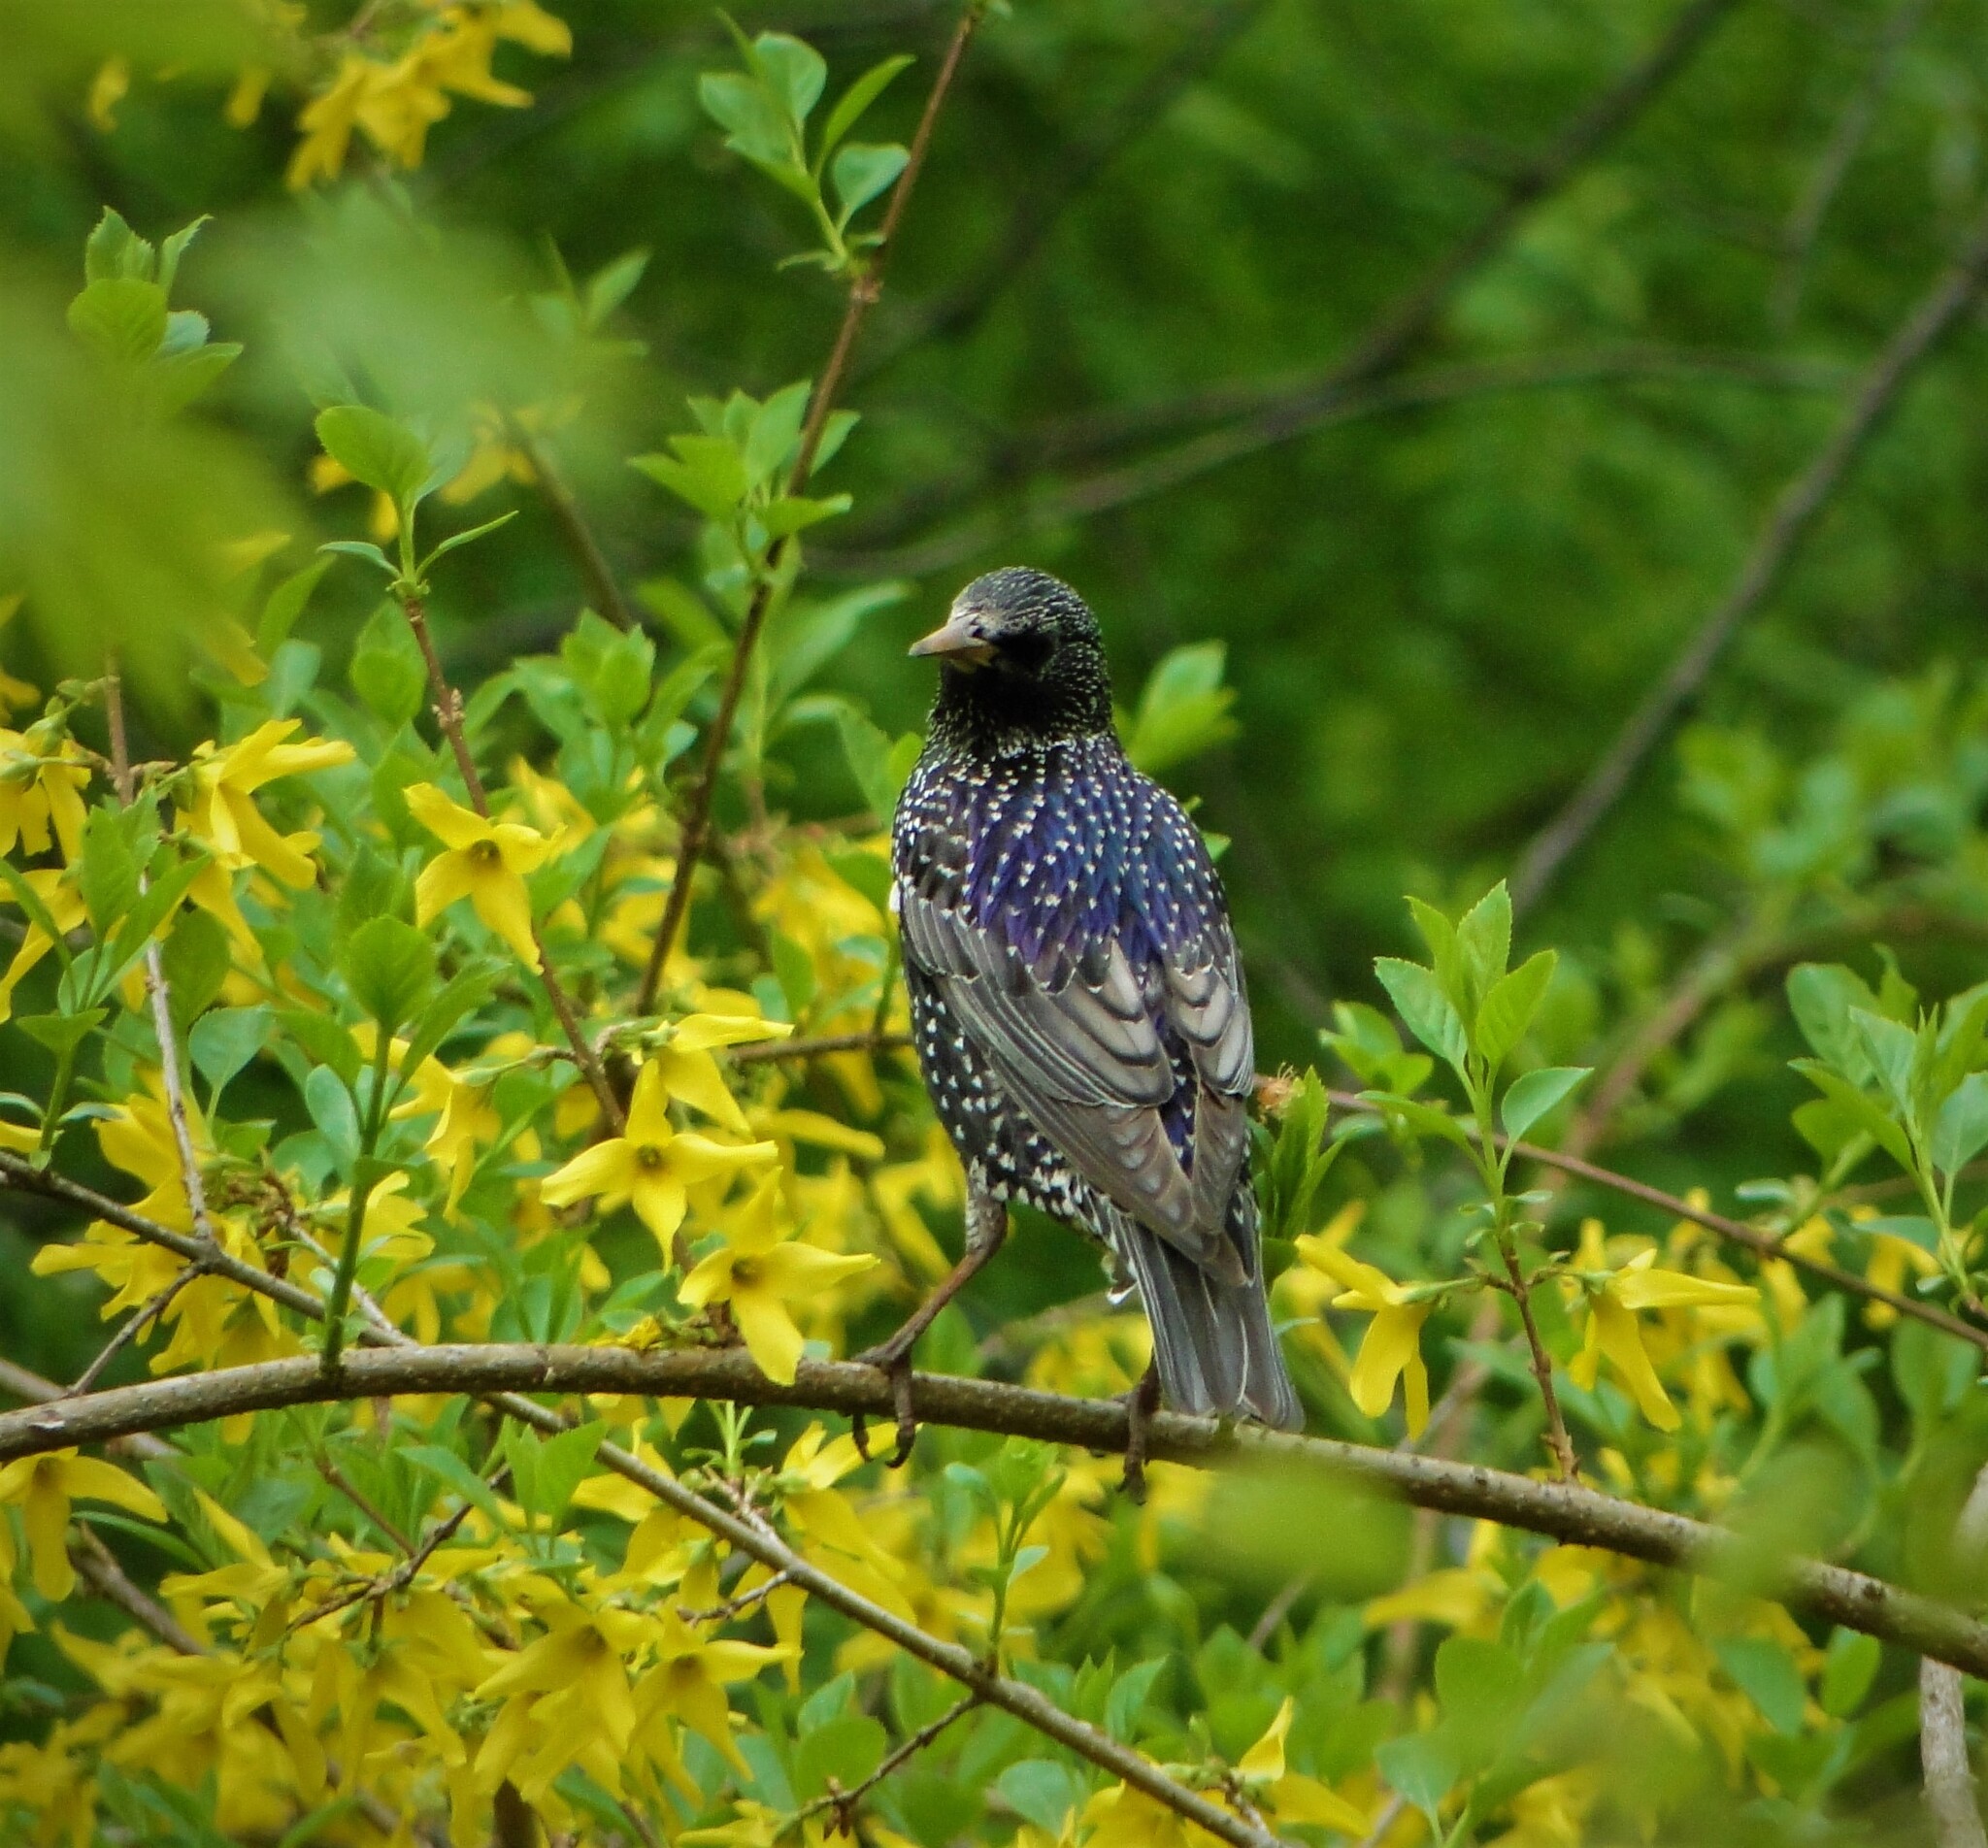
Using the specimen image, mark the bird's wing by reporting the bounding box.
[898,799,1253,1278]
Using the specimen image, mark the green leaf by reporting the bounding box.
[630,440,750,523]
[1124,641,1239,775]
[1104,1659,1167,1741]
[258,558,332,657]
[698,70,792,169]
[524,1422,607,1524]
[155,215,212,296]
[304,1066,360,1173]
[752,31,827,126]
[1787,963,1880,1081]
[1714,1635,1806,1735]
[994,1760,1079,1835]
[396,965,498,1086]
[68,277,168,366]
[794,1713,889,1802]
[96,855,208,1004]
[315,405,432,509]
[319,540,397,577]
[160,908,230,1032]
[1375,957,1467,1074]
[1454,880,1511,1006]
[349,600,427,726]
[758,491,851,538]
[188,1006,271,1104]
[820,53,913,160]
[1360,1090,1472,1151]
[342,916,436,1036]
[1849,1007,1916,1115]
[1474,948,1556,1073]
[831,141,909,227]
[581,248,649,328]
[282,1008,362,1087]
[1933,1070,1988,1176]
[1375,1729,1461,1826]
[1819,1628,1879,1718]
[421,510,517,575]
[1791,1062,1914,1169]
[84,208,154,283]
[1499,1066,1589,1142]
[16,1009,107,1058]
[78,808,142,935]
[834,703,917,821]
[0,859,68,961]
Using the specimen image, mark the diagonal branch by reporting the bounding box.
[9,1341,1988,1682]
[1509,188,1988,914]
[822,346,1843,579]
[859,0,1269,373]
[635,2,984,1017]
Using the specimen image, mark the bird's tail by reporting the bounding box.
[1108,1199,1302,1431]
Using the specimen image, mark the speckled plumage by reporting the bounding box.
[893,568,1301,1429]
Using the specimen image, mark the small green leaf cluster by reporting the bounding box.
[698,22,914,275]
[1788,957,1988,1301]
[67,210,241,415]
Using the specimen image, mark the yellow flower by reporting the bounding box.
[0,1450,165,1600]
[1296,1236,1435,1436]
[679,1178,878,1385]
[182,718,355,888]
[0,869,85,1024]
[1568,1235,1758,1433]
[540,1061,777,1252]
[633,1611,789,1774]
[406,781,552,969]
[1238,1698,1372,1835]
[0,730,89,863]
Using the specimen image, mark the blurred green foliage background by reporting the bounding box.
[7,0,1988,1284]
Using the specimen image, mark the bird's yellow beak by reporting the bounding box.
[909,610,997,669]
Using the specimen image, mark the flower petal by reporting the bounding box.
[415,850,477,926]
[404,782,492,851]
[467,867,542,971]
[541,1139,634,1208]
[732,1286,808,1385]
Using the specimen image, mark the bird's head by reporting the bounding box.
[911,567,1114,749]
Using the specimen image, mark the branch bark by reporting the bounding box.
[635,2,983,1017]
[8,1341,1988,1681]
[1509,189,1988,914]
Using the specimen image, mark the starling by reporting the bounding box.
[876,567,1302,1444]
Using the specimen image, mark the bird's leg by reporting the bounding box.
[852,1185,1008,1468]
[1120,1361,1162,1504]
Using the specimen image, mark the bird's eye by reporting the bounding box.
[994,629,1054,674]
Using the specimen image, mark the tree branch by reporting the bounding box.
[8,1342,1988,1681]
[822,346,1844,579]
[1509,189,1988,913]
[510,420,639,635]
[635,2,983,1017]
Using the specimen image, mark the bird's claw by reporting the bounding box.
[1120,1364,1161,1504]
[851,1340,918,1468]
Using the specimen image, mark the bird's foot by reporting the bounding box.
[849,1335,919,1468]
[1120,1364,1162,1504]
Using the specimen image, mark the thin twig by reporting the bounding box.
[1244,1571,1312,1653]
[395,588,626,1131]
[634,3,984,1016]
[509,421,639,634]
[677,1568,791,1627]
[315,1450,416,1554]
[725,1029,914,1064]
[290,1502,474,1635]
[1773,0,1934,328]
[64,1262,208,1397]
[1496,1241,1578,1480]
[105,667,220,1246]
[1923,1462,1988,1848]
[11,1341,1988,1681]
[797,1696,979,1832]
[1510,187,1988,913]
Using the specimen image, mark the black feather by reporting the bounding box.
[894,567,1302,1430]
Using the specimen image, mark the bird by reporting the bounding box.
[868,566,1302,1470]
